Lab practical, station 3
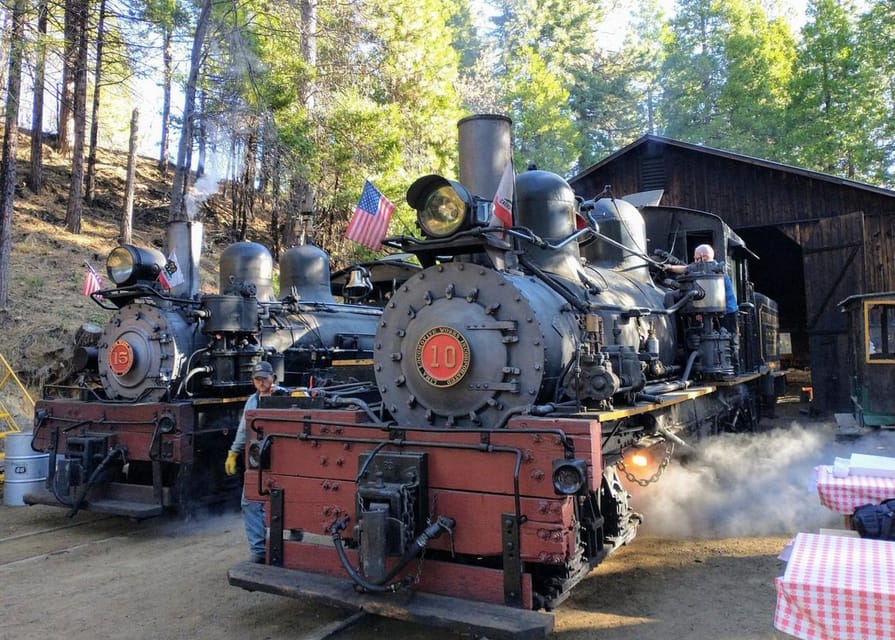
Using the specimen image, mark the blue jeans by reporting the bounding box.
[241,493,266,559]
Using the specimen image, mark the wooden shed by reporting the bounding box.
[569,135,895,413]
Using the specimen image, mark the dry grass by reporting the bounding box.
[0,132,255,397]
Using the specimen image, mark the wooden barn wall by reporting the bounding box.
[572,145,895,231]
[865,214,895,293]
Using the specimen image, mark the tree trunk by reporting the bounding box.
[86,0,107,204]
[64,0,89,234]
[195,88,206,177]
[287,0,318,245]
[158,25,172,174]
[270,145,281,259]
[121,108,138,245]
[169,0,212,222]
[57,0,78,157]
[0,10,9,105]
[0,0,26,309]
[74,322,103,347]
[238,132,257,240]
[28,0,48,194]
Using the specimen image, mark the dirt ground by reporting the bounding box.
[1,395,889,640]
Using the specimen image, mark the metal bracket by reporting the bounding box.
[270,487,284,567]
[501,513,523,607]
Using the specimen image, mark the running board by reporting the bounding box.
[23,491,164,519]
[228,561,554,640]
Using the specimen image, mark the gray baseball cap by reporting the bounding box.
[252,361,274,378]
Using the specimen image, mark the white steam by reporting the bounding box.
[626,419,895,538]
[185,170,224,220]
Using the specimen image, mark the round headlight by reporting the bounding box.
[552,459,588,495]
[407,175,475,239]
[107,246,137,285]
[418,184,468,237]
[248,439,272,470]
[156,414,176,434]
[107,245,164,286]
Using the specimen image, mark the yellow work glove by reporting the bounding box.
[225,451,239,476]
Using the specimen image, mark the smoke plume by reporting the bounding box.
[626,418,895,538]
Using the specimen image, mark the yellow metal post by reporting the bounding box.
[0,352,35,482]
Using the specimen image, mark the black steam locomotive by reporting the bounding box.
[225,116,784,636]
[26,225,386,518]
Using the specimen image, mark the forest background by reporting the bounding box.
[0,0,893,390]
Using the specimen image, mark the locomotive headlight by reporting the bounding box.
[630,452,649,468]
[156,414,176,434]
[407,174,488,238]
[552,458,588,495]
[107,245,164,286]
[248,439,272,470]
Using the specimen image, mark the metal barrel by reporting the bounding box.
[3,432,49,507]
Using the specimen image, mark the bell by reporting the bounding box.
[344,266,372,301]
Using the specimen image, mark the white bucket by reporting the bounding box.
[3,432,50,507]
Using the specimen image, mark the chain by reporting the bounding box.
[617,441,675,487]
[400,483,416,549]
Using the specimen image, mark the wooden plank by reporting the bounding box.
[280,541,536,608]
[228,561,554,640]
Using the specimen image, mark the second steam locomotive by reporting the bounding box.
[225,116,783,636]
[27,225,384,517]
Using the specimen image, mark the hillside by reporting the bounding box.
[0,133,262,400]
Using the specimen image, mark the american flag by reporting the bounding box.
[82,263,103,297]
[344,181,396,250]
[491,160,514,229]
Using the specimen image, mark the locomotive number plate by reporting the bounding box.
[109,339,134,375]
[416,326,470,387]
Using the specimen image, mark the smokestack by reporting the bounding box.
[165,220,203,298]
[457,114,512,201]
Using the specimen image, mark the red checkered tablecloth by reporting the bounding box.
[775,532,895,640]
[815,465,895,514]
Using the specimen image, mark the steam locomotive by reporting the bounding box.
[26,224,386,518]
[225,116,784,636]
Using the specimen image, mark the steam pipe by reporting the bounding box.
[180,365,213,398]
[324,396,383,424]
[639,349,699,396]
[655,423,690,449]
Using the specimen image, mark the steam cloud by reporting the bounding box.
[626,418,895,538]
[185,171,223,220]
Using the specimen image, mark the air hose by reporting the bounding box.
[330,514,456,593]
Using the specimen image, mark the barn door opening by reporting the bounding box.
[736,227,807,367]
[783,211,866,413]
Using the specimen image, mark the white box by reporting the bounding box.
[848,453,895,478]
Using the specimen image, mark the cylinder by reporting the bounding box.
[3,432,50,507]
[685,274,727,313]
[458,114,512,201]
